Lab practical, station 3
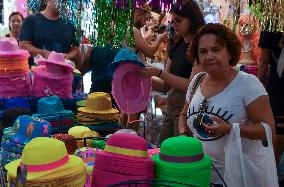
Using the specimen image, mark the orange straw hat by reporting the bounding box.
[5,137,86,186]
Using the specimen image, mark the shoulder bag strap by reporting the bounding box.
[189,72,206,103]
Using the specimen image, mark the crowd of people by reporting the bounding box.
[1,0,284,186]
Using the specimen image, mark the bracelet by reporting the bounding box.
[157,69,163,77]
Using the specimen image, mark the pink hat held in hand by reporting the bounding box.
[112,63,151,114]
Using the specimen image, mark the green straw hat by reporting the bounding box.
[152,136,212,187]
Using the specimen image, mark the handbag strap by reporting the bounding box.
[189,72,206,103]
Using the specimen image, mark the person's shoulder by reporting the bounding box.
[25,13,41,20]
[237,71,260,85]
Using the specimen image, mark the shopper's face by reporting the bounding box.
[10,14,22,31]
[198,34,231,74]
[170,13,190,36]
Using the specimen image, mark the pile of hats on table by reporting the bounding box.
[0,38,31,98]
[33,96,74,134]
[0,37,75,99]
[0,115,52,167]
[76,92,121,135]
[89,133,212,187]
[5,137,86,187]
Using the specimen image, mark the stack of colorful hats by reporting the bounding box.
[33,96,74,134]
[151,136,212,187]
[0,115,52,166]
[75,147,98,187]
[32,51,74,98]
[0,38,31,98]
[76,92,121,134]
[5,137,86,187]
[92,133,154,186]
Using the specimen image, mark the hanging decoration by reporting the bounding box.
[248,0,283,32]
[26,0,184,47]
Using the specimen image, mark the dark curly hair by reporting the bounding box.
[188,23,241,66]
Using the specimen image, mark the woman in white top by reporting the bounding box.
[178,23,277,186]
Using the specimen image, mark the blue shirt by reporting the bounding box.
[19,13,79,53]
[88,44,120,93]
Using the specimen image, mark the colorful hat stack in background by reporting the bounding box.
[31,51,74,98]
[110,49,151,114]
[0,115,52,166]
[33,96,74,134]
[76,92,121,135]
[0,38,31,98]
[52,133,78,154]
[5,137,86,187]
[68,126,92,148]
[151,136,212,187]
[92,133,154,187]
[78,131,100,148]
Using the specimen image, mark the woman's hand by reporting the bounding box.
[136,65,162,77]
[204,116,232,137]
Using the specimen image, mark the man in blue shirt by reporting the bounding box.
[19,0,81,67]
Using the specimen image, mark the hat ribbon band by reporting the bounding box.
[104,145,147,157]
[20,154,69,172]
[159,153,204,163]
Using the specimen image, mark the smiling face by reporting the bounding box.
[198,34,231,74]
[170,13,191,37]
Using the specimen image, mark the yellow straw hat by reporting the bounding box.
[5,137,86,184]
[68,126,92,148]
[77,131,100,147]
[78,92,119,114]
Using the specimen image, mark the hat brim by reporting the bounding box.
[0,50,30,58]
[77,107,119,115]
[112,63,151,114]
[106,60,145,78]
[37,59,75,70]
[76,100,86,107]
[33,110,72,116]
[5,155,85,180]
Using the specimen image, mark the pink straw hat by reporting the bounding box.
[0,38,29,58]
[37,51,75,71]
[92,169,153,187]
[112,63,151,114]
[92,133,154,186]
[31,65,73,98]
[0,72,31,98]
